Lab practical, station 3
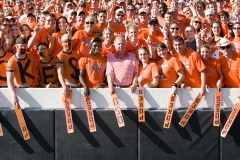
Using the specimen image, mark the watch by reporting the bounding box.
[172,83,177,87]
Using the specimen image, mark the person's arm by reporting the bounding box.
[28,26,42,49]
[200,69,207,96]
[216,66,224,88]
[79,69,90,97]
[172,69,185,94]
[7,71,19,104]
[143,76,159,88]
[107,74,115,94]
[48,34,54,56]
[56,63,69,96]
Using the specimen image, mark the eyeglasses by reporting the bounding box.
[220,45,231,50]
[2,24,10,27]
[233,27,240,30]
[170,27,179,30]
[86,22,94,24]
[117,14,124,17]
[194,21,201,24]
[127,8,135,11]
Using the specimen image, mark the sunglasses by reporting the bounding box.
[127,8,135,11]
[139,13,148,16]
[117,14,124,17]
[220,45,231,50]
[86,22,94,24]
[233,27,240,30]
[194,21,201,24]
[170,27,179,30]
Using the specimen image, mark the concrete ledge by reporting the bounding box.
[0,88,239,109]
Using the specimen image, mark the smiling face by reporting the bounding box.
[138,48,149,63]
[90,41,102,56]
[211,22,221,36]
[200,47,211,60]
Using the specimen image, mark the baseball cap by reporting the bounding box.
[78,1,86,7]
[91,36,102,43]
[205,9,214,16]
[138,8,149,15]
[148,17,159,24]
[61,34,72,41]
[115,8,125,14]
[16,37,28,44]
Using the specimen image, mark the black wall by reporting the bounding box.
[0,109,239,160]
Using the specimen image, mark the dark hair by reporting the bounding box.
[56,16,69,32]
[127,4,136,10]
[97,10,107,16]
[156,42,167,49]
[37,42,48,49]
[210,21,224,38]
[231,21,240,38]
[218,10,229,19]
[1,18,10,24]
[46,13,56,20]
[41,11,50,16]
[20,24,31,39]
[173,36,184,44]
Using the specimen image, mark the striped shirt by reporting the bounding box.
[106,52,138,86]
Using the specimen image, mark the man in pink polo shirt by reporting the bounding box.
[106,37,138,95]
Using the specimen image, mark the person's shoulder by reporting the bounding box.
[128,52,137,58]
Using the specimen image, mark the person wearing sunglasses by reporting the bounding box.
[109,8,126,38]
[228,22,240,53]
[218,37,240,88]
[72,15,96,57]
[1,18,11,40]
[190,16,202,34]
[173,36,206,96]
[124,4,136,26]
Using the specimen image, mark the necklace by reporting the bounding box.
[142,62,149,70]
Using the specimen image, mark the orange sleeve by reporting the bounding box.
[78,57,87,70]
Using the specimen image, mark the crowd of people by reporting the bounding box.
[0,0,239,104]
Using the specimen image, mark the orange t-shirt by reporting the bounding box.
[203,58,221,88]
[0,52,13,86]
[78,54,106,88]
[109,22,126,38]
[157,56,183,88]
[72,30,96,57]
[73,23,84,31]
[218,52,240,88]
[126,39,148,55]
[37,56,58,85]
[52,32,64,57]
[101,43,116,59]
[139,30,164,56]
[6,53,34,87]
[94,23,108,36]
[173,49,206,88]
[138,62,159,87]
[229,37,240,53]
[137,23,149,35]
[56,51,80,84]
